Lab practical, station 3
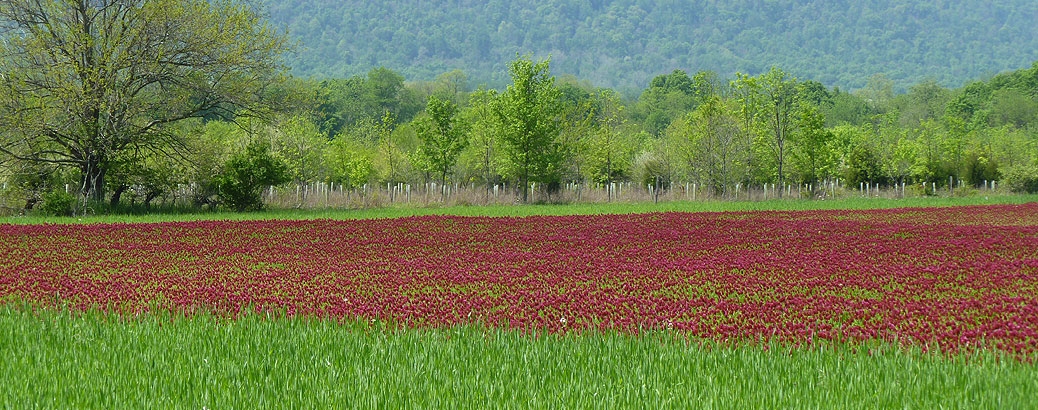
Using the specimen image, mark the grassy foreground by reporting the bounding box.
[5,194,1038,225]
[2,307,1035,409]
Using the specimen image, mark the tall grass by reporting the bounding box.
[2,307,1034,409]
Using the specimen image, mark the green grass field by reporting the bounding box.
[2,307,1035,409]
[5,194,1038,225]
[3,196,1038,408]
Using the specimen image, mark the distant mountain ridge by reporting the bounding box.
[263,0,1038,92]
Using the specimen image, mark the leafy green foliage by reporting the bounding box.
[844,144,885,187]
[373,112,415,185]
[633,70,701,136]
[494,56,565,202]
[314,68,425,137]
[3,160,61,211]
[964,152,1000,187]
[5,40,1038,213]
[1001,164,1038,194]
[215,141,290,212]
[676,95,748,196]
[456,88,503,193]
[579,90,640,191]
[0,0,289,200]
[269,115,327,185]
[415,96,467,189]
[38,190,76,217]
[988,89,1038,128]
[326,137,374,190]
[789,104,836,186]
[751,70,790,185]
[105,148,186,210]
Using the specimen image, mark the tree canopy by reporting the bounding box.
[0,0,289,200]
[494,56,565,203]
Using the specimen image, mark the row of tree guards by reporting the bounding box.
[0,178,1011,213]
[0,177,1005,201]
[229,178,1007,208]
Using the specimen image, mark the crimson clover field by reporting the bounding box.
[4,204,1037,357]
[4,202,1038,407]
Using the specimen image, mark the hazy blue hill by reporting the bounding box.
[263,0,1038,91]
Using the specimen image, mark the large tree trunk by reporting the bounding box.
[110,184,128,209]
[144,190,161,209]
[520,155,530,203]
[520,174,529,203]
[80,156,107,202]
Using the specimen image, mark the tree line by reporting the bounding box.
[2,1,1037,214]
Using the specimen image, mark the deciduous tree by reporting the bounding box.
[458,87,501,202]
[494,56,563,203]
[683,95,747,197]
[0,0,288,201]
[737,68,800,194]
[415,95,467,195]
[581,90,636,201]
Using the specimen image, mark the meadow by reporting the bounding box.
[2,196,1037,408]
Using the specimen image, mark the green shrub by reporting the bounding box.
[1001,164,1038,194]
[215,141,290,212]
[39,190,76,216]
[843,144,884,187]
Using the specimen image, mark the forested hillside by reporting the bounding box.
[263,0,1038,91]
